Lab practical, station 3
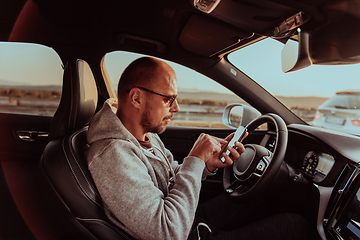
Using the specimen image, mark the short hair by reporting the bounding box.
[117,57,166,101]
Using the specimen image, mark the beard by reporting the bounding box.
[140,103,173,134]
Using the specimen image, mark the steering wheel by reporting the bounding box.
[223,113,288,201]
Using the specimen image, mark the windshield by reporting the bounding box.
[228,38,360,136]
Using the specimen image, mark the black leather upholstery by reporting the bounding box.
[39,59,133,240]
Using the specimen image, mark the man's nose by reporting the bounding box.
[170,99,180,112]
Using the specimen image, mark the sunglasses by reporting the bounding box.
[126,86,177,107]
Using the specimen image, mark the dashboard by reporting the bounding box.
[171,122,360,240]
[285,124,360,240]
[302,151,335,182]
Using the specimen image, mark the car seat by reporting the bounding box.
[39,59,134,240]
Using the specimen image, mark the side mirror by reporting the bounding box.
[222,104,261,129]
[281,28,312,73]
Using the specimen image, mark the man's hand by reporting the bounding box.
[205,132,247,172]
[188,132,248,172]
[188,133,226,164]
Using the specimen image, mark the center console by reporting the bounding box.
[326,165,360,240]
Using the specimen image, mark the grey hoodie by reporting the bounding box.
[87,99,212,240]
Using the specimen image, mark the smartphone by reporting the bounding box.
[219,126,247,163]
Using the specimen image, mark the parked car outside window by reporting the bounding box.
[311,90,360,135]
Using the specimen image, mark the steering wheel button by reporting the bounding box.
[256,160,267,172]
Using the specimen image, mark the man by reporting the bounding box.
[87,57,308,240]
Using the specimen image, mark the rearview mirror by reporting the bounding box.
[222,104,261,129]
[281,29,312,73]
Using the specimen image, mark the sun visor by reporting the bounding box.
[179,14,253,57]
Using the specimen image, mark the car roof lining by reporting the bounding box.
[4,0,360,68]
[2,0,330,59]
[179,14,254,57]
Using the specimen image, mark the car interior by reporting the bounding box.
[1,0,360,239]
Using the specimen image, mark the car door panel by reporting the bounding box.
[0,113,51,154]
[0,113,52,240]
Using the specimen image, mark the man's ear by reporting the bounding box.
[129,88,142,109]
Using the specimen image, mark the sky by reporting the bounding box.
[0,39,359,98]
[0,42,63,86]
[228,39,360,97]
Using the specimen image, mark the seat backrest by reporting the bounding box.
[48,58,98,140]
[39,59,133,240]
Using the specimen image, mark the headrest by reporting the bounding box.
[49,59,98,140]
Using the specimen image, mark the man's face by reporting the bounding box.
[140,70,179,134]
[140,101,172,134]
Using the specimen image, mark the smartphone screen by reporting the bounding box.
[219,126,247,163]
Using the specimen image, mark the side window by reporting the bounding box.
[103,51,247,129]
[0,42,63,116]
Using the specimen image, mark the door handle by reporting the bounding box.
[16,130,49,142]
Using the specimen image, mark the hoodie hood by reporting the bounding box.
[87,98,138,146]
